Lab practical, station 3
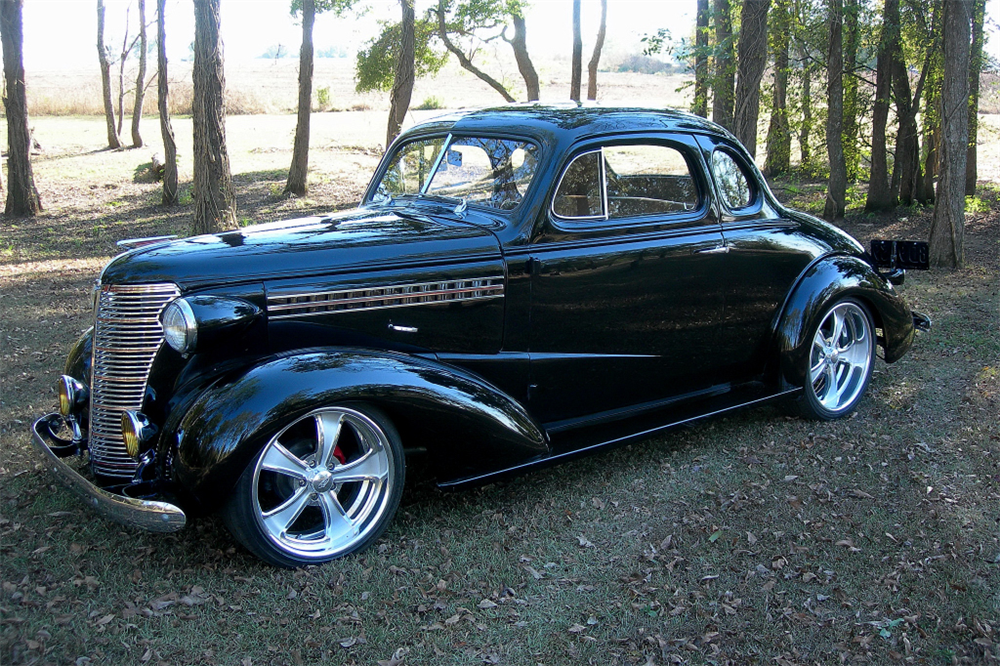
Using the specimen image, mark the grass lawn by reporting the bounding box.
[1,112,998,666]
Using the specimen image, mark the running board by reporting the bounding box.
[438,386,801,489]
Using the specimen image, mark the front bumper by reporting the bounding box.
[31,414,186,533]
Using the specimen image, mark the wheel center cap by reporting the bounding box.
[311,469,334,493]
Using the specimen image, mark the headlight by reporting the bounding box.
[162,298,198,353]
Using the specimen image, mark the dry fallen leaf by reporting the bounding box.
[576,535,594,548]
[568,623,587,633]
[477,599,497,610]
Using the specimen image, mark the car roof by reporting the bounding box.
[403,103,737,146]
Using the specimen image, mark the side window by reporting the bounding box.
[552,151,603,219]
[712,150,753,210]
[603,145,698,218]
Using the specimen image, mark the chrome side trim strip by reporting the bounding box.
[268,276,504,320]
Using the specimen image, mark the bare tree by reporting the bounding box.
[570,0,582,101]
[386,0,415,148]
[929,0,971,269]
[712,0,735,130]
[764,0,790,176]
[157,0,177,204]
[2,0,41,215]
[192,0,237,234]
[692,0,709,117]
[733,0,770,156]
[433,0,515,102]
[865,0,895,211]
[823,0,846,222]
[586,0,607,100]
[97,0,122,149]
[508,10,539,101]
[965,0,985,195]
[130,0,147,147]
[285,0,315,195]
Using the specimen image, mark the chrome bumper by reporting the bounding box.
[31,414,186,533]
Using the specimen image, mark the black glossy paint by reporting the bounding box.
[171,350,548,512]
[44,105,921,516]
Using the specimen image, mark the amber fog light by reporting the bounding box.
[121,411,157,459]
[57,375,88,416]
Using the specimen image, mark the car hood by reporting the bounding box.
[100,207,503,290]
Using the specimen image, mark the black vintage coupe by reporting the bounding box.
[33,105,928,567]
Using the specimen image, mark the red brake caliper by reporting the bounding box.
[332,446,346,465]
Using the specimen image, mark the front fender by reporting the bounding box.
[170,350,548,513]
[775,255,915,388]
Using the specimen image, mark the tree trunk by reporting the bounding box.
[435,2,515,103]
[918,100,939,204]
[586,0,607,101]
[2,0,41,216]
[570,0,582,101]
[842,0,859,180]
[712,0,735,130]
[131,0,147,147]
[156,0,177,205]
[285,0,314,196]
[509,13,539,101]
[116,19,131,138]
[798,42,812,167]
[764,0,790,176]
[693,0,710,117]
[733,0,770,156]
[888,0,932,206]
[386,0,415,148]
[865,0,895,212]
[965,0,984,195]
[929,0,971,269]
[823,0,846,222]
[97,0,122,150]
[192,0,237,234]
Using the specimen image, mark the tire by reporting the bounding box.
[791,299,875,421]
[222,404,404,568]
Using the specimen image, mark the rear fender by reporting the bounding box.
[169,350,548,513]
[774,255,914,388]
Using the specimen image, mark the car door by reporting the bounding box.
[527,135,729,427]
[696,135,818,383]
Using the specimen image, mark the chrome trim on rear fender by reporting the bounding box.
[31,414,186,533]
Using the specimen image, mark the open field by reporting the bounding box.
[2,89,1000,665]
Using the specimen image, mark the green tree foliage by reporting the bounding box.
[355,17,446,93]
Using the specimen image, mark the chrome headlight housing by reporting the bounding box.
[162,298,198,354]
[161,295,262,355]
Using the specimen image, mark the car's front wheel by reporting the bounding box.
[222,404,404,568]
[793,299,875,420]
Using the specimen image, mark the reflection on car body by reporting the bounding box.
[32,104,928,568]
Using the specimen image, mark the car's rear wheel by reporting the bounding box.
[793,299,875,420]
[222,405,404,568]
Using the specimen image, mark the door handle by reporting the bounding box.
[696,245,729,254]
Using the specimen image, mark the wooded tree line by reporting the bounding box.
[681,0,985,267]
[1,0,990,268]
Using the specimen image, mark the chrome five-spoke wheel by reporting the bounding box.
[223,405,404,567]
[798,299,875,420]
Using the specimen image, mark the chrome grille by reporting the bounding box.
[90,283,179,478]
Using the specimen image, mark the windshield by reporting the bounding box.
[371,135,540,211]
